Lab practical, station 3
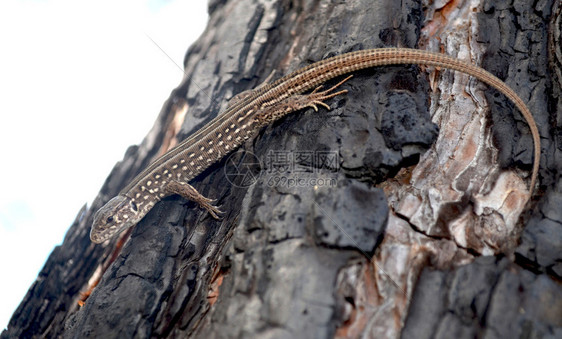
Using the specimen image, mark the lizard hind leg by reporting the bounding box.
[253,75,353,125]
[297,74,353,111]
[166,181,223,219]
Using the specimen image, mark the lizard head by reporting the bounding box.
[90,195,140,244]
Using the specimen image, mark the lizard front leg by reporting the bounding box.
[166,181,223,219]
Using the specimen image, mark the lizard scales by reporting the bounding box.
[90,48,540,244]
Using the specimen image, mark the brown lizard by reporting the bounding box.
[90,48,540,244]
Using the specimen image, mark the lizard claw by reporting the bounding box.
[301,75,353,111]
[193,196,223,219]
[205,203,224,220]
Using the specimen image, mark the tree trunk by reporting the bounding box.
[3,0,562,338]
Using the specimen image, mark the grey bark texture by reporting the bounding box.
[3,0,562,338]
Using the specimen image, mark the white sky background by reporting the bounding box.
[0,0,208,330]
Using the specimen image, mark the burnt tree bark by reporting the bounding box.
[3,0,562,338]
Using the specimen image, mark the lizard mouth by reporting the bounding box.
[90,230,107,244]
[90,218,136,244]
[90,227,114,244]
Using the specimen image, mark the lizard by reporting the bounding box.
[90,48,540,244]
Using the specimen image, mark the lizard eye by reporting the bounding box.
[130,201,138,212]
[106,216,114,224]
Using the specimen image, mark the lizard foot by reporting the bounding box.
[166,181,223,220]
[295,74,352,111]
